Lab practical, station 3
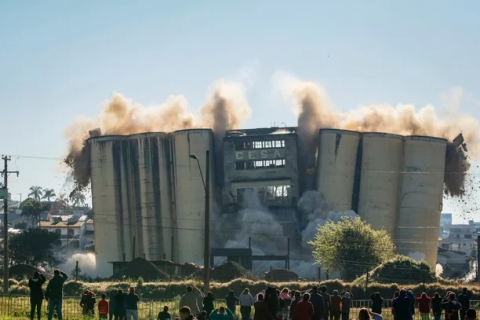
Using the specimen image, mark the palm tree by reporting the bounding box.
[28,186,43,201]
[42,189,56,202]
[71,193,86,207]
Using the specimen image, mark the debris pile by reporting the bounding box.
[111,258,169,281]
[195,262,249,282]
[264,268,299,282]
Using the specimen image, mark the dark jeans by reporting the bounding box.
[313,311,322,320]
[30,299,43,320]
[341,311,349,320]
[330,310,341,320]
[114,311,126,320]
[434,312,442,320]
[227,305,236,315]
[48,299,63,320]
[109,311,115,320]
[461,310,467,320]
[240,306,251,320]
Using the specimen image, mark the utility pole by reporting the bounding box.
[1,155,19,294]
[203,150,210,294]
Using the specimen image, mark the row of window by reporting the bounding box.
[235,140,286,150]
[235,159,286,170]
[236,185,291,202]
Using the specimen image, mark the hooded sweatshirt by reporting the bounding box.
[331,291,342,312]
[416,294,431,313]
[180,291,203,315]
[45,272,68,300]
[28,274,46,300]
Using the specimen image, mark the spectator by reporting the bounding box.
[203,292,216,317]
[225,291,239,315]
[180,286,203,316]
[293,293,314,320]
[98,294,109,320]
[239,288,255,320]
[125,287,140,320]
[458,288,471,320]
[408,291,415,318]
[431,293,442,320]
[320,286,331,320]
[466,309,476,320]
[309,286,324,320]
[330,290,342,320]
[265,287,280,320]
[109,290,117,320]
[28,271,46,320]
[391,292,399,319]
[280,288,292,320]
[179,307,197,320]
[392,289,415,320]
[442,292,462,320]
[416,293,431,320]
[289,291,301,320]
[45,269,68,320]
[341,292,352,320]
[209,307,234,320]
[254,294,273,320]
[158,306,171,320]
[358,308,383,320]
[371,293,384,315]
[81,290,96,316]
[114,289,126,320]
[197,311,208,320]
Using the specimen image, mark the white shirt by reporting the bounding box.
[239,293,255,306]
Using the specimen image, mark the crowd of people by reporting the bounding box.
[27,270,479,320]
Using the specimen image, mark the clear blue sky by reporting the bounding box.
[1,1,479,222]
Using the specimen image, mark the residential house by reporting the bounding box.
[437,247,470,278]
[39,218,82,250]
[440,221,479,256]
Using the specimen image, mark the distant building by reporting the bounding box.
[439,221,479,256]
[39,219,83,250]
[440,213,453,227]
[437,247,470,278]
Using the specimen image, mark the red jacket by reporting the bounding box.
[294,301,314,320]
[98,299,109,315]
[416,295,431,313]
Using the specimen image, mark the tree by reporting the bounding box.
[21,199,51,226]
[309,217,395,281]
[42,189,56,202]
[28,186,43,201]
[9,228,61,267]
[71,192,86,207]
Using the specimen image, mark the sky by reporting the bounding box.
[1,1,479,223]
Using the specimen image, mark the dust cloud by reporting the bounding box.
[64,80,250,197]
[276,72,479,197]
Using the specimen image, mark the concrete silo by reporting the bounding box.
[316,129,361,211]
[396,136,447,267]
[357,133,404,238]
[172,129,214,264]
[89,135,127,276]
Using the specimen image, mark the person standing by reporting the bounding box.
[442,292,462,320]
[392,289,415,320]
[371,293,384,315]
[309,286,324,320]
[458,288,471,320]
[289,291,301,320]
[28,271,46,320]
[320,286,331,320]
[203,292,215,317]
[254,294,273,320]
[125,287,140,320]
[330,290,342,320]
[158,306,171,320]
[45,269,68,320]
[415,293,431,320]
[225,291,239,315]
[98,294,110,320]
[109,290,117,320]
[293,293,314,320]
[180,286,203,316]
[341,292,352,320]
[114,289,126,320]
[239,288,255,320]
[431,293,442,320]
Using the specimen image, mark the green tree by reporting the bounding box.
[309,217,395,281]
[21,199,51,226]
[28,186,43,201]
[71,192,86,207]
[42,189,56,202]
[9,228,61,267]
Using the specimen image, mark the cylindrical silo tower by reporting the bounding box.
[172,129,214,264]
[357,133,404,238]
[316,129,361,211]
[396,136,447,267]
[89,135,127,277]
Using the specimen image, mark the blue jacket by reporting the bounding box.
[392,292,415,320]
[309,292,324,313]
[45,272,68,300]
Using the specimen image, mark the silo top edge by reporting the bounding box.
[362,132,404,140]
[173,128,213,135]
[87,131,168,142]
[404,135,448,143]
[319,128,360,135]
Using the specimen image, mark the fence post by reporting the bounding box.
[365,268,369,291]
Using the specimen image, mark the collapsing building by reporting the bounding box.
[89,127,451,276]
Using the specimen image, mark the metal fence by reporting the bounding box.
[1,296,479,320]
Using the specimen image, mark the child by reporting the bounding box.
[157,306,171,320]
[98,294,109,320]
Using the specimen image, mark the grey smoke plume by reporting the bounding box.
[64,80,250,196]
[276,72,480,197]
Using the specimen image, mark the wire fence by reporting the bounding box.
[1,295,479,320]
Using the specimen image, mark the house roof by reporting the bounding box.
[87,219,94,224]
[39,221,82,228]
